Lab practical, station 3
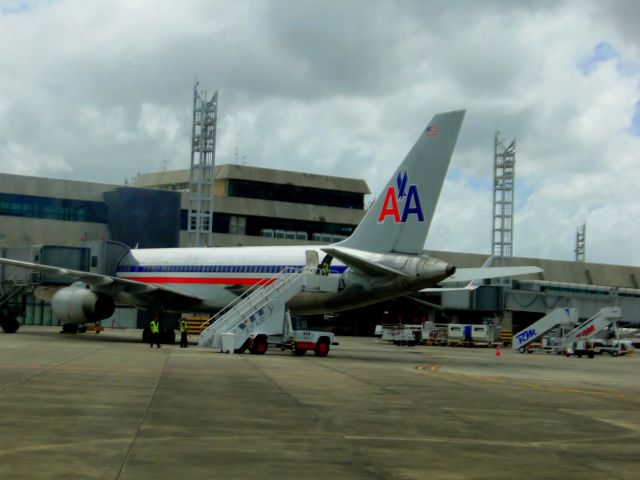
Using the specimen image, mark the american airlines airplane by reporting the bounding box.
[0,110,540,336]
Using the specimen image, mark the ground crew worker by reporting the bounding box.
[149,316,161,349]
[179,318,189,348]
[320,261,330,276]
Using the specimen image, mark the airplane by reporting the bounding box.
[0,109,541,339]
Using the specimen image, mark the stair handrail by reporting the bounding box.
[211,267,305,330]
[198,275,273,332]
[0,280,28,306]
[562,307,620,343]
[199,266,305,336]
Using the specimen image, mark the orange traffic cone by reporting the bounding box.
[495,345,501,357]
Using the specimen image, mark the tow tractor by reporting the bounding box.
[592,338,632,357]
[281,315,337,356]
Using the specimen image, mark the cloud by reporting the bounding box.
[0,0,639,266]
[0,142,72,176]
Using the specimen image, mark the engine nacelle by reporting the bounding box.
[51,286,115,325]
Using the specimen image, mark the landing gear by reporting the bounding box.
[61,323,79,334]
[1,316,20,333]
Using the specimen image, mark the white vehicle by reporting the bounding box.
[270,316,337,357]
[0,110,541,341]
[566,339,596,358]
[592,339,633,357]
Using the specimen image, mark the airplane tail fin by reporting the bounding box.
[337,110,465,254]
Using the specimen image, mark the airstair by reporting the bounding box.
[1,280,30,333]
[0,280,29,307]
[512,308,578,352]
[562,306,622,345]
[198,264,340,352]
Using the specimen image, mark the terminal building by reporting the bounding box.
[0,164,368,249]
[1,166,640,337]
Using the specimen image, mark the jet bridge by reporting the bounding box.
[512,308,578,352]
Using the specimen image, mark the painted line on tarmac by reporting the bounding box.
[415,364,627,400]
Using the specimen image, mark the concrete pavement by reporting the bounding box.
[1,327,639,479]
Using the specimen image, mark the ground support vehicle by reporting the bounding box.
[0,281,29,333]
[199,266,339,357]
[379,324,419,346]
[512,308,578,353]
[592,339,633,357]
[280,317,337,356]
[560,307,623,358]
[565,339,596,358]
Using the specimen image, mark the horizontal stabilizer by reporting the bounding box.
[439,266,542,285]
[321,246,409,278]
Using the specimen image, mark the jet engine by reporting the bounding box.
[51,286,115,325]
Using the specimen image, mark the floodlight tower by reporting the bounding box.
[575,223,586,262]
[491,131,516,267]
[188,82,218,247]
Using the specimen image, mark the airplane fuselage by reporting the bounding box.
[115,246,453,314]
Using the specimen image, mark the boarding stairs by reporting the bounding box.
[0,280,29,308]
[512,308,578,352]
[561,306,622,346]
[198,264,340,351]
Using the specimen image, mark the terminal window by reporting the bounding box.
[227,179,363,209]
[0,193,108,223]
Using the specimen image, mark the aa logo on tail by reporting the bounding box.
[378,170,425,223]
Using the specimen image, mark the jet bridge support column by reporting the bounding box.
[499,310,513,346]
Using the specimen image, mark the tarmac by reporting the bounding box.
[1,326,639,480]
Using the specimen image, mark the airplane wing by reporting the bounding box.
[0,257,204,305]
[419,265,543,293]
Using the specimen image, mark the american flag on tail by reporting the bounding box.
[425,125,439,136]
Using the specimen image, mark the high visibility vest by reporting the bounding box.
[179,320,187,333]
[150,320,160,334]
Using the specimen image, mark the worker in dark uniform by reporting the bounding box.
[149,316,161,349]
[179,318,189,348]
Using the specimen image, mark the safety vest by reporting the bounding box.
[179,320,187,333]
[150,320,159,334]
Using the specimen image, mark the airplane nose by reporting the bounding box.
[446,264,456,276]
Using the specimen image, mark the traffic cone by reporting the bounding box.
[495,345,501,357]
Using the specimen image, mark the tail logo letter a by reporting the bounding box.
[401,185,425,222]
[378,171,425,223]
[378,187,401,222]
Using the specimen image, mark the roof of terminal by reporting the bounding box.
[134,164,371,194]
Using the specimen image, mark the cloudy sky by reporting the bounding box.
[1,0,639,266]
